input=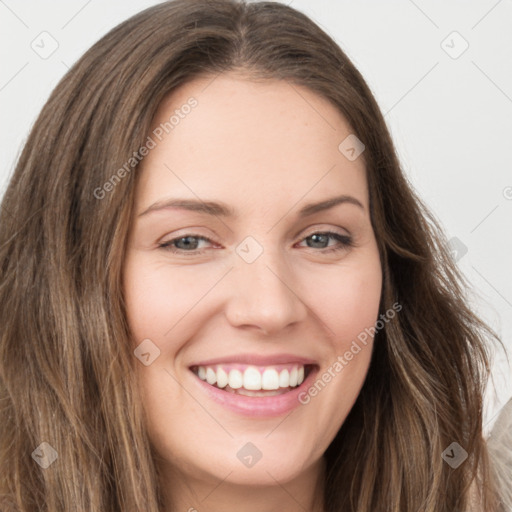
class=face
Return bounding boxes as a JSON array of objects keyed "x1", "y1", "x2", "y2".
[{"x1": 123, "y1": 73, "x2": 382, "y2": 495}]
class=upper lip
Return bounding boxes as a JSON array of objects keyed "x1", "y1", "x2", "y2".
[{"x1": 189, "y1": 353, "x2": 318, "y2": 367}]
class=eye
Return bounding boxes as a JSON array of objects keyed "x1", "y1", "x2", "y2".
[
  {"x1": 296, "y1": 231, "x2": 353, "y2": 253},
  {"x1": 157, "y1": 231, "x2": 353, "y2": 255},
  {"x1": 158, "y1": 234, "x2": 213, "y2": 254}
]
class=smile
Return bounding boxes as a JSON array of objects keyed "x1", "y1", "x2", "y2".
[
  {"x1": 191, "y1": 363, "x2": 310, "y2": 396},
  {"x1": 189, "y1": 357, "x2": 319, "y2": 417}
]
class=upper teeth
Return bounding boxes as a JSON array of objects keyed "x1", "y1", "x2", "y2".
[{"x1": 196, "y1": 365, "x2": 305, "y2": 390}]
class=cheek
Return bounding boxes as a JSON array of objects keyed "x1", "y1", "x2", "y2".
[
  {"x1": 297, "y1": 254, "x2": 381, "y2": 431},
  {"x1": 297, "y1": 267, "x2": 381, "y2": 445},
  {"x1": 300, "y1": 256, "x2": 382, "y2": 346},
  {"x1": 123, "y1": 254, "x2": 217, "y2": 345}
]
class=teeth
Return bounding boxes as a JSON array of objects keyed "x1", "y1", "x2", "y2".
[
  {"x1": 279, "y1": 369, "x2": 290, "y2": 388},
  {"x1": 228, "y1": 369, "x2": 243, "y2": 389},
  {"x1": 217, "y1": 367, "x2": 229, "y2": 389},
  {"x1": 206, "y1": 367, "x2": 217, "y2": 385},
  {"x1": 289, "y1": 367, "x2": 298, "y2": 387},
  {"x1": 243, "y1": 367, "x2": 261, "y2": 390},
  {"x1": 261, "y1": 369, "x2": 279, "y2": 390},
  {"x1": 298, "y1": 366, "x2": 304, "y2": 384},
  {"x1": 194, "y1": 364, "x2": 307, "y2": 391}
]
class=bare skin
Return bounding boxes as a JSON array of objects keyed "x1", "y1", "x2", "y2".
[{"x1": 123, "y1": 73, "x2": 382, "y2": 512}]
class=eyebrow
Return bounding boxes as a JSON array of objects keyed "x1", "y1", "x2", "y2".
[{"x1": 137, "y1": 194, "x2": 365, "y2": 218}]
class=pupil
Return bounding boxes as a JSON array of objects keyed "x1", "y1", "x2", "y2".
[
  {"x1": 309, "y1": 234, "x2": 328, "y2": 248},
  {"x1": 176, "y1": 236, "x2": 198, "y2": 250}
]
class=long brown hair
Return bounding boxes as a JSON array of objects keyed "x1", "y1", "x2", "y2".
[{"x1": 0, "y1": 0, "x2": 505, "y2": 510}]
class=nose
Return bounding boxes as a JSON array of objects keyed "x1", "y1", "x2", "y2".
[{"x1": 223, "y1": 247, "x2": 308, "y2": 335}]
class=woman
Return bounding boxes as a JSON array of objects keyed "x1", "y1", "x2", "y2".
[{"x1": 0, "y1": 0, "x2": 509, "y2": 510}]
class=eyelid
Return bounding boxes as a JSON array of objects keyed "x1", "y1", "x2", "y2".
[
  {"x1": 157, "y1": 227, "x2": 218, "y2": 244},
  {"x1": 299, "y1": 224, "x2": 351, "y2": 238}
]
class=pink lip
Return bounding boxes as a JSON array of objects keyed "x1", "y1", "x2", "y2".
[
  {"x1": 188, "y1": 363, "x2": 319, "y2": 418},
  {"x1": 190, "y1": 353, "x2": 317, "y2": 367}
]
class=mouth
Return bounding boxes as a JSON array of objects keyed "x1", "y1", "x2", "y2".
[{"x1": 188, "y1": 358, "x2": 319, "y2": 417}]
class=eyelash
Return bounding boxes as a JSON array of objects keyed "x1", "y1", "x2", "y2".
[{"x1": 157, "y1": 231, "x2": 353, "y2": 255}]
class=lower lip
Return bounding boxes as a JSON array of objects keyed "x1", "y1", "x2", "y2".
[{"x1": 190, "y1": 367, "x2": 318, "y2": 417}]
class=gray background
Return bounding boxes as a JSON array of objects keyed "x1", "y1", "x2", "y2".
[{"x1": 1, "y1": 0, "x2": 511, "y2": 433}]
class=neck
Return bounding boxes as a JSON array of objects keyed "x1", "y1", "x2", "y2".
[{"x1": 159, "y1": 456, "x2": 326, "y2": 512}]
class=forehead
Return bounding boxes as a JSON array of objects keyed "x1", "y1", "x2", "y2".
[{"x1": 136, "y1": 73, "x2": 368, "y2": 213}]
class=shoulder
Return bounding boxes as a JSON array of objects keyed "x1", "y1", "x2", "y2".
[{"x1": 487, "y1": 397, "x2": 512, "y2": 512}]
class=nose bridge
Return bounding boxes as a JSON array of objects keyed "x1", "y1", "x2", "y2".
[{"x1": 224, "y1": 236, "x2": 307, "y2": 333}]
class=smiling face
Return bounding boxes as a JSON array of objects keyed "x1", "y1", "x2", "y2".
[{"x1": 122, "y1": 73, "x2": 382, "y2": 503}]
